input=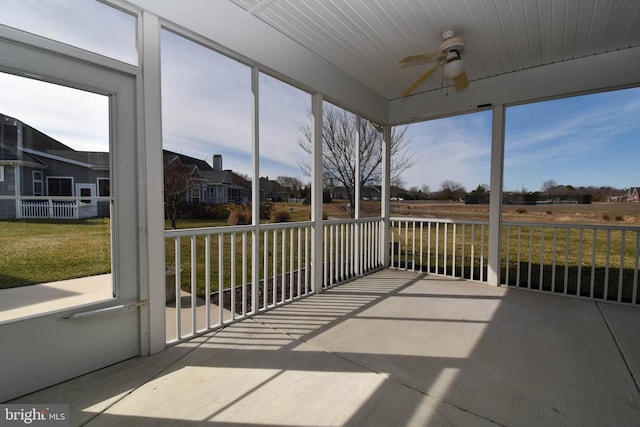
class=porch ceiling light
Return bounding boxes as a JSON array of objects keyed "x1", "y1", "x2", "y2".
[{"x1": 443, "y1": 55, "x2": 464, "y2": 79}]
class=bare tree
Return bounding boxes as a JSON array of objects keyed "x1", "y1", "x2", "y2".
[
  {"x1": 541, "y1": 179, "x2": 557, "y2": 193},
  {"x1": 276, "y1": 176, "x2": 304, "y2": 199},
  {"x1": 164, "y1": 156, "x2": 198, "y2": 229},
  {"x1": 297, "y1": 104, "x2": 418, "y2": 211},
  {"x1": 439, "y1": 180, "x2": 466, "y2": 200}
]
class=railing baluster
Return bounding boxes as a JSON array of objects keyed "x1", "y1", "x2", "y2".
[
  {"x1": 231, "y1": 233, "x2": 236, "y2": 320},
  {"x1": 297, "y1": 227, "x2": 302, "y2": 297},
  {"x1": 564, "y1": 228, "x2": 570, "y2": 295},
  {"x1": 305, "y1": 226, "x2": 310, "y2": 294},
  {"x1": 218, "y1": 233, "x2": 224, "y2": 325},
  {"x1": 551, "y1": 228, "x2": 557, "y2": 292},
  {"x1": 435, "y1": 222, "x2": 440, "y2": 275},
  {"x1": 470, "y1": 224, "x2": 475, "y2": 280},
  {"x1": 281, "y1": 228, "x2": 286, "y2": 302},
  {"x1": 461, "y1": 224, "x2": 465, "y2": 279},
  {"x1": 604, "y1": 229, "x2": 611, "y2": 300},
  {"x1": 289, "y1": 227, "x2": 294, "y2": 300},
  {"x1": 539, "y1": 227, "x2": 545, "y2": 291},
  {"x1": 191, "y1": 235, "x2": 197, "y2": 334},
  {"x1": 634, "y1": 231, "x2": 639, "y2": 304},
  {"x1": 273, "y1": 229, "x2": 277, "y2": 305},
  {"x1": 242, "y1": 232, "x2": 247, "y2": 315},
  {"x1": 618, "y1": 230, "x2": 625, "y2": 303},
  {"x1": 262, "y1": 230, "x2": 267, "y2": 309},
  {"x1": 175, "y1": 237, "x2": 181, "y2": 340},
  {"x1": 590, "y1": 229, "x2": 597, "y2": 299},
  {"x1": 505, "y1": 226, "x2": 511, "y2": 286},
  {"x1": 411, "y1": 221, "x2": 416, "y2": 271},
  {"x1": 443, "y1": 223, "x2": 447, "y2": 276},
  {"x1": 516, "y1": 226, "x2": 522, "y2": 287},
  {"x1": 480, "y1": 224, "x2": 485, "y2": 282},
  {"x1": 527, "y1": 226, "x2": 533, "y2": 289},
  {"x1": 205, "y1": 234, "x2": 211, "y2": 328},
  {"x1": 452, "y1": 223, "x2": 456, "y2": 277},
  {"x1": 577, "y1": 228, "x2": 584, "y2": 297}
]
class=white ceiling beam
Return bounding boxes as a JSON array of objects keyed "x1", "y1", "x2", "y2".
[{"x1": 389, "y1": 46, "x2": 640, "y2": 125}]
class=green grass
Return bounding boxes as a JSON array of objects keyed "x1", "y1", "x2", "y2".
[{"x1": 0, "y1": 218, "x2": 111, "y2": 289}]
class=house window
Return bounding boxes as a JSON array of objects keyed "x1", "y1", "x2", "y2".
[
  {"x1": 33, "y1": 171, "x2": 43, "y2": 195},
  {"x1": 98, "y1": 178, "x2": 110, "y2": 197},
  {"x1": 47, "y1": 177, "x2": 73, "y2": 196},
  {"x1": 0, "y1": 165, "x2": 4, "y2": 182}
]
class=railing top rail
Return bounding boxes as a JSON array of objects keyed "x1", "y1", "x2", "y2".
[
  {"x1": 323, "y1": 217, "x2": 383, "y2": 225},
  {"x1": 259, "y1": 220, "x2": 313, "y2": 231},
  {"x1": 390, "y1": 216, "x2": 488, "y2": 226},
  {"x1": 164, "y1": 220, "x2": 315, "y2": 238},
  {"x1": 502, "y1": 220, "x2": 640, "y2": 232},
  {"x1": 165, "y1": 224, "x2": 253, "y2": 237}
]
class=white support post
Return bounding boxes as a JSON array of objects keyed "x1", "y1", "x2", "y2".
[
  {"x1": 251, "y1": 65, "x2": 260, "y2": 313},
  {"x1": 354, "y1": 115, "x2": 361, "y2": 275},
  {"x1": 139, "y1": 11, "x2": 166, "y2": 354},
  {"x1": 311, "y1": 93, "x2": 324, "y2": 293},
  {"x1": 488, "y1": 105, "x2": 506, "y2": 286},
  {"x1": 381, "y1": 124, "x2": 391, "y2": 267}
]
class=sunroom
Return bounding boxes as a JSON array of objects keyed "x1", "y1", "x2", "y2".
[{"x1": 1, "y1": 0, "x2": 640, "y2": 425}]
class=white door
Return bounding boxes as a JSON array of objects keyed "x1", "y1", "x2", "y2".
[
  {"x1": 76, "y1": 183, "x2": 98, "y2": 218},
  {"x1": 0, "y1": 37, "x2": 142, "y2": 400}
]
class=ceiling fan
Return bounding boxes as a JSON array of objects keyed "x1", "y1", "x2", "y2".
[{"x1": 399, "y1": 30, "x2": 469, "y2": 97}]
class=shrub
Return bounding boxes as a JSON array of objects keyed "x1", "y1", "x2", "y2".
[
  {"x1": 260, "y1": 201, "x2": 273, "y2": 220},
  {"x1": 270, "y1": 209, "x2": 290, "y2": 223},
  {"x1": 516, "y1": 208, "x2": 527, "y2": 214},
  {"x1": 228, "y1": 208, "x2": 251, "y2": 225},
  {"x1": 602, "y1": 215, "x2": 611, "y2": 221},
  {"x1": 615, "y1": 215, "x2": 624, "y2": 222}
]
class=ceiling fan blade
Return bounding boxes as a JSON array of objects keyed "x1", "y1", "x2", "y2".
[
  {"x1": 452, "y1": 70, "x2": 469, "y2": 90},
  {"x1": 401, "y1": 64, "x2": 439, "y2": 97},
  {"x1": 399, "y1": 52, "x2": 440, "y2": 64}
]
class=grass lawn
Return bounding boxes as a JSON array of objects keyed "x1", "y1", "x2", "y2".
[
  {"x1": 0, "y1": 218, "x2": 111, "y2": 289},
  {"x1": 3, "y1": 202, "x2": 639, "y2": 299}
]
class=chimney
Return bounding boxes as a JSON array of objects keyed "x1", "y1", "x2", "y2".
[{"x1": 212, "y1": 154, "x2": 222, "y2": 171}]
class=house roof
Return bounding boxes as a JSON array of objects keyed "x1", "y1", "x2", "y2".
[{"x1": 0, "y1": 113, "x2": 107, "y2": 169}]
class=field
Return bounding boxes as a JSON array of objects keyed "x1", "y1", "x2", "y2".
[{"x1": 2, "y1": 202, "x2": 640, "y2": 291}]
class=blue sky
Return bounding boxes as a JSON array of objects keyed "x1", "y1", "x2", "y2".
[{"x1": 1, "y1": 0, "x2": 639, "y2": 193}]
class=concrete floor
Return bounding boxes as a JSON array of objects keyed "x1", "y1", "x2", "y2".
[{"x1": 10, "y1": 269, "x2": 640, "y2": 426}]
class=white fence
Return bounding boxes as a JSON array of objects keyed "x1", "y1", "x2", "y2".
[
  {"x1": 164, "y1": 217, "x2": 384, "y2": 344},
  {"x1": 390, "y1": 217, "x2": 640, "y2": 305},
  {"x1": 20, "y1": 200, "x2": 78, "y2": 219}
]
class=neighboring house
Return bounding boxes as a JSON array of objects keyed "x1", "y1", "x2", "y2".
[
  {"x1": 164, "y1": 151, "x2": 252, "y2": 204},
  {"x1": 259, "y1": 177, "x2": 289, "y2": 202},
  {"x1": 0, "y1": 113, "x2": 109, "y2": 220}
]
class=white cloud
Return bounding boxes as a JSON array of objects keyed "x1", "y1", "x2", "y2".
[{"x1": 0, "y1": 72, "x2": 109, "y2": 152}]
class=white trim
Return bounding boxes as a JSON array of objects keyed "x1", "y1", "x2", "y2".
[
  {"x1": 32, "y1": 170, "x2": 42, "y2": 195},
  {"x1": 20, "y1": 147, "x2": 100, "y2": 169}
]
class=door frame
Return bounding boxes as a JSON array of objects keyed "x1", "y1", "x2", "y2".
[{"x1": 0, "y1": 28, "x2": 144, "y2": 401}]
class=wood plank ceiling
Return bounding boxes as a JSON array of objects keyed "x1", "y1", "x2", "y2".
[{"x1": 229, "y1": 0, "x2": 640, "y2": 101}]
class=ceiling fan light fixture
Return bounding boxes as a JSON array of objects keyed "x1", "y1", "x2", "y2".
[{"x1": 443, "y1": 57, "x2": 464, "y2": 79}]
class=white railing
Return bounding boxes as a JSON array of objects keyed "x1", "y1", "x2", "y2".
[
  {"x1": 390, "y1": 217, "x2": 489, "y2": 282},
  {"x1": 390, "y1": 217, "x2": 640, "y2": 305},
  {"x1": 323, "y1": 218, "x2": 385, "y2": 289},
  {"x1": 20, "y1": 199, "x2": 78, "y2": 219},
  {"x1": 164, "y1": 217, "x2": 384, "y2": 344},
  {"x1": 502, "y1": 222, "x2": 640, "y2": 305}
]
